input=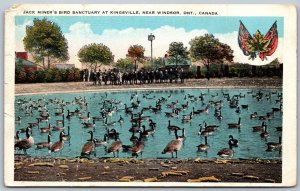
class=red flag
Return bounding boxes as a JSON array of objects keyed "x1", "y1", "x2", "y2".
[
  {"x1": 238, "y1": 21, "x2": 253, "y2": 56},
  {"x1": 259, "y1": 21, "x2": 278, "y2": 61}
]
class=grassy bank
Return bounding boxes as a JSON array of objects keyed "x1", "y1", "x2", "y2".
[{"x1": 14, "y1": 156, "x2": 282, "y2": 183}]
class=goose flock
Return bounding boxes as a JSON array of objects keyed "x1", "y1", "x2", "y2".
[{"x1": 14, "y1": 88, "x2": 283, "y2": 159}]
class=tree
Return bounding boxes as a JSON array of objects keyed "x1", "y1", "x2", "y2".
[
  {"x1": 127, "y1": 45, "x2": 145, "y2": 71},
  {"x1": 23, "y1": 18, "x2": 69, "y2": 68},
  {"x1": 115, "y1": 58, "x2": 135, "y2": 71},
  {"x1": 78, "y1": 43, "x2": 114, "y2": 73},
  {"x1": 167, "y1": 42, "x2": 189, "y2": 67},
  {"x1": 189, "y1": 34, "x2": 234, "y2": 79}
]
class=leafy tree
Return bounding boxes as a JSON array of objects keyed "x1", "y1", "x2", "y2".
[
  {"x1": 127, "y1": 44, "x2": 145, "y2": 71},
  {"x1": 78, "y1": 43, "x2": 114, "y2": 74},
  {"x1": 167, "y1": 42, "x2": 189, "y2": 67},
  {"x1": 189, "y1": 34, "x2": 234, "y2": 79},
  {"x1": 23, "y1": 18, "x2": 69, "y2": 68},
  {"x1": 115, "y1": 58, "x2": 135, "y2": 71}
]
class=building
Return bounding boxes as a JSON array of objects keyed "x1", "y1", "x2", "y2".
[
  {"x1": 55, "y1": 64, "x2": 75, "y2": 70},
  {"x1": 15, "y1": 52, "x2": 38, "y2": 71}
]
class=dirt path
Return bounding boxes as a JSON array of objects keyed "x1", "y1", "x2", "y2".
[
  {"x1": 15, "y1": 77, "x2": 282, "y2": 95},
  {"x1": 14, "y1": 156, "x2": 281, "y2": 183}
]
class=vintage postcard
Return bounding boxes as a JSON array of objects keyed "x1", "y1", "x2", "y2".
[{"x1": 4, "y1": 4, "x2": 297, "y2": 187}]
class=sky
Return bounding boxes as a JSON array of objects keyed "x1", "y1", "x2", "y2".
[{"x1": 15, "y1": 16, "x2": 284, "y2": 68}]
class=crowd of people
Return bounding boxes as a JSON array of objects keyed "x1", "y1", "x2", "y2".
[{"x1": 81, "y1": 68, "x2": 187, "y2": 86}]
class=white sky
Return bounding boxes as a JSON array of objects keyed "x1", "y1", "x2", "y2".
[{"x1": 15, "y1": 21, "x2": 283, "y2": 68}]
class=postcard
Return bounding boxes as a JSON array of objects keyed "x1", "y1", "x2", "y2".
[{"x1": 4, "y1": 4, "x2": 297, "y2": 187}]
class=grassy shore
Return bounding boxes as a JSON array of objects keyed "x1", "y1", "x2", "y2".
[
  {"x1": 14, "y1": 156, "x2": 281, "y2": 183},
  {"x1": 15, "y1": 77, "x2": 282, "y2": 95}
]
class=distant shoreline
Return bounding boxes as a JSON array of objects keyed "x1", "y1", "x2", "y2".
[{"x1": 15, "y1": 77, "x2": 282, "y2": 96}]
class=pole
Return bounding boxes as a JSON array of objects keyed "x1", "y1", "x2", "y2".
[{"x1": 151, "y1": 40, "x2": 153, "y2": 63}]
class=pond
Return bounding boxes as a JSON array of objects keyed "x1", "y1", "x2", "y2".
[{"x1": 14, "y1": 88, "x2": 282, "y2": 160}]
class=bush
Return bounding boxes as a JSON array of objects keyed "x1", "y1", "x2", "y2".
[{"x1": 15, "y1": 67, "x2": 82, "y2": 83}]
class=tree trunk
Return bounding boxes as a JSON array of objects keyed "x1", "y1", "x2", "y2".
[
  {"x1": 47, "y1": 55, "x2": 50, "y2": 68},
  {"x1": 205, "y1": 61, "x2": 210, "y2": 81},
  {"x1": 42, "y1": 57, "x2": 45, "y2": 68}
]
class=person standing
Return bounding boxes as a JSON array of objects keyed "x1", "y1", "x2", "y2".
[
  {"x1": 97, "y1": 69, "x2": 102, "y2": 86},
  {"x1": 180, "y1": 68, "x2": 184, "y2": 83}
]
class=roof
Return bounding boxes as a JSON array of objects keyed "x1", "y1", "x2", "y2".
[{"x1": 15, "y1": 58, "x2": 37, "y2": 67}]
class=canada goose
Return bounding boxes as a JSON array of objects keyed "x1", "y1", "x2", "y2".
[
  {"x1": 52, "y1": 120, "x2": 65, "y2": 131},
  {"x1": 94, "y1": 134, "x2": 108, "y2": 147},
  {"x1": 266, "y1": 136, "x2": 282, "y2": 151},
  {"x1": 181, "y1": 101, "x2": 189, "y2": 109},
  {"x1": 131, "y1": 131, "x2": 145, "y2": 158},
  {"x1": 235, "y1": 107, "x2": 241, "y2": 113},
  {"x1": 104, "y1": 118, "x2": 116, "y2": 127},
  {"x1": 82, "y1": 120, "x2": 95, "y2": 128},
  {"x1": 182, "y1": 112, "x2": 193, "y2": 123},
  {"x1": 197, "y1": 136, "x2": 209, "y2": 151},
  {"x1": 66, "y1": 110, "x2": 72, "y2": 120},
  {"x1": 107, "y1": 135, "x2": 122, "y2": 157},
  {"x1": 241, "y1": 104, "x2": 248, "y2": 109},
  {"x1": 56, "y1": 114, "x2": 65, "y2": 125},
  {"x1": 214, "y1": 107, "x2": 221, "y2": 116},
  {"x1": 55, "y1": 108, "x2": 64, "y2": 116},
  {"x1": 15, "y1": 127, "x2": 34, "y2": 155},
  {"x1": 15, "y1": 116, "x2": 21, "y2": 124},
  {"x1": 252, "y1": 122, "x2": 265, "y2": 132},
  {"x1": 40, "y1": 123, "x2": 52, "y2": 133},
  {"x1": 258, "y1": 113, "x2": 272, "y2": 120},
  {"x1": 161, "y1": 129, "x2": 183, "y2": 158},
  {"x1": 28, "y1": 118, "x2": 40, "y2": 127},
  {"x1": 250, "y1": 112, "x2": 258, "y2": 119},
  {"x1": 228, "y1": 135, "x2": 239, "y2": 147},
  {"x1": 217, "y1": 140, "x2": 234, "y2": 158},
  {"x1": 118, "y1": 115, "x2": 124, "y2": 123},
  {"x1": 229, "y1": 99, "x2": 238, "y2": 108},
  {"x1": 142, "y1": 125, "x2": 155, "y2": 137},
  {"x1": 79, "y1": 112, "x2": 90, "y2": 121},
  {"x1": 81, "y1": 131, "x2": 96, "y2": 157},
  {"x1": 36, "y1": 133, "x2": 51, "y2": 149},
  {"x1": 203, "y1": 121, "x2": 219, "y2": 131},
  {"x1": 40, "y1": 110, "x2": 50, "y2": 118},
  {"x1": 15, "y1": 131, "x2": 20, "y2": 143},
  {"x1": 62, "y1": 126, "x2": 71, "y2": 141},
  {"x1": 192, "y1": 107, "x2": 202, "y2": 115},
  {"x1": 124, "y1": 104, "x2": 133, "y2": 114},
  {"x1": 167, "y1": 120, "x2": 181, "y2": 131},
  {"x1": 228, "y1": 117, "x2": 241, "y2": 128},
  {"x1": 272, "y1": 104, "x2": 282, "y2": 112},
  {"x1": 260, "y1": 124, "x2": 269, "y2": 138},
  {"x1": 148, "y1": 119, "x2": 156, "y2": 128},
  {"x1": 198, "y1": 124, "x2": 213, "y2": 136},
  {"x1": 165, "y1": 109, "x2": 179, "y2": 118},
  {"x1": 217, "y1": 111, "x2": 223, "y2": 120},
  {"x1": 211, "y1": 93, "x2": 218, "y2": 98},
  {"x1": 50, "y1": 131, "x2": 64, "y2": 153}
]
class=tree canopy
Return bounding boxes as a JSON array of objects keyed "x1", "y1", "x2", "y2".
[
  {"x1": 167, "y1": 42, "x2": 189, "y2": 66},
  {"x1": 189, "y1": 34, "x2": 234, "y2": 66},
  {"x1": 78, "y1": 43, "x2": 114, "y2": 72},
  {"x1": 23, "y1": 18, "x2": 69, "y2": 68},
  {"x1": 115, "y1": 58, "x2": 134, "y2": 71},
  {"x1": 127, "y1": 44, "x2": 145, "y2": 71}
]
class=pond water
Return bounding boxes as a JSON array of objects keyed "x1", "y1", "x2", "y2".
[{"x1": 14, "y1": 88, "x2": 282, "y2": 160}]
